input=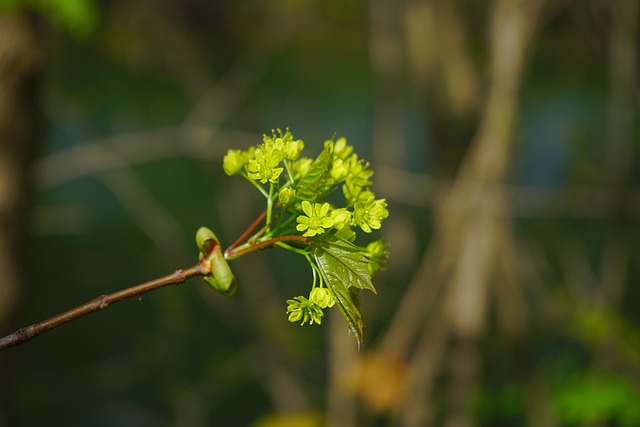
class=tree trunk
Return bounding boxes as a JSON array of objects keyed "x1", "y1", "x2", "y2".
[{"x1": 0, "y1": 10, "x2": 44, "y2": 424}]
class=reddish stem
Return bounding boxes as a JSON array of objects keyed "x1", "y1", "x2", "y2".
[
  {"x1": 228, "y1": 208, "x2": 268, "y2": 251},
  {"x1": 227, "y1": 203, "x2": 285, "y2": 251},
  {"x1": 225, "y1": 235, "x2": 310, "y2": 259}
]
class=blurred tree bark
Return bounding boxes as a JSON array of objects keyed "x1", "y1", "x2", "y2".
[
  {"x1": 0, "y1": 10, "x2": 43, "y2": 424},
  {"x1": 600, "y1": 0, "x2": 638, "y2": 307},
  {"x1": 426, "y1": 2, "x2": 543, "y2": 426},
  {"x1": 364, "y1": 0, "x2": 545, "y2": 426},
  {"x1": 404, "y1": 0, "x2": 479, "y2": 178}
]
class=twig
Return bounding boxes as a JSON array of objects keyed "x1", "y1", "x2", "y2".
[{"x1": 0, "y1": 261, "x2": 208, "y2": 352}]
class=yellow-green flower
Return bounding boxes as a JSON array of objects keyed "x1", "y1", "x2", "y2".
[
  {"x1": 290, "y1": 157, "x2": 313, "y2": 180},
  {"x1": 262, "y1": 130, "x2": 286, "y2": 152},
  {"x1": 331, "y1": 158, "x2": 349, "y2": 181},
  {"x1": 278, "y1": 187, "x2": 297, "y2": 204},
  {"x1": 262, "y1": 128, "x2": 304, "y2": 161},
  {"x1": 333, "y1": 137, "x2": 353, "y2": 160},
  {"x1": 223, "y1": 148, "x2": 252, "y2": 176},
  {"x1": 342, "y1": 154, "x2": 373, "y2": 205},
  {"x1": 285, "y1": 139, "x2": 304, "y2": 160},
  {"x1": 296, "y1": 201, "x2": 334, "y2": 237},
  {"x1": 286, "y1": 296, "x2": 324, "y2": 325},
  {"x1": 366, "y1": 238, "x2": 389, "y2": 273},
  {"x1": 309, "y1": 287, "x2": 335, "y2": 309},
  {"x1": 352, "y1": 194, "x2": 389, "y2": 233},
  {"x1": 330, "y1": 208, "x2": 351, "y2": 230},
  {"x1": 324, "y1": 136, "x2": 353, "y2": 160},
  {"x1": 246, "y1": 149, "x2": 284, "y2": 184}
]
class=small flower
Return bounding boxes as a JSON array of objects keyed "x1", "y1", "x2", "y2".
[
  {"x1": 330, "y1": 158, "x2": 349, "y2": 182},
  {"x1": 352, "y1": 194, "x2": 389, "y2": 233},
  {"x1": 278, "y1": 187, "x2": 297, "y2": 204},
  {"x1": 262, "y1": 128, "x2": 304, "y2": 161},
  {"x1": 324, "y1": 136, "x2": 353, "y2": 161},
  {"x1": 246, "y1": 148, "x2": 284, "y2": 184},
  {"x1": 223, "y1": 148, "x2": 252, "y2": 176},
  {"x1": 309, "y1": 287, "x2": 335, "y2": 309},
  {"x1": 366, "y1": 239, "x2": 389, "y2": 273},
  {"x1": 333, "y1": 137, "x2": 353, "y2": 160},
  {"x1": 285, "y1": 139, "x2": 304, "y2": 160},
  {"x1": 262, "y1": 130, "x2": 286, "y2": 152},
  {"x1": 286, "y1": 296, "x2": 324, "y2": 325},
  {"x1": 330, "y1": 208, "x2": 351, "y2": 230},
  {"x1": 342, "y1": 154, "x2": 373, "y2": 205},
  {"x1": 335, "y1": 226, "x2": 356, "y2": 242},
  {"x1": 296, "y1": 201, "x2": 334, "y2": 237},
  {"x1": 291, "y1": 157, "x2": 313, "y2": 180},
  {"x1": 264, "y1": 138, "x2": 285, "y2": 153}
]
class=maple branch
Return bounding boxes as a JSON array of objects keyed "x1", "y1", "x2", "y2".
[{"x1": 0, "y1": 261, "x2": 209, "y2": 352}]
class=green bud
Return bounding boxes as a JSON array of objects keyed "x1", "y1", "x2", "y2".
[
  {"x1": 223, "y1": 149, "x2": 250, "y2": 176},
  {"x1": 330, "y1": 158, "x2": 349, "y2": 181},
  {"x1": 196, "y1": 226, "x2": 218, "y2": 255},
  {"x1": 208, "y1": 244, "x2": 237, "y2": 296},
  {"x1": 309, "y1": 287, "x2": 335, "y2": 309},
  {"x1": 285, "y1": 139, "x2": 304, "y2": 160},
  {"x1": 333, "y1": 137, "x2": 353, "y2": 160},
  {"x1": 366, "y1": 238, "x2": 389, "y2": 273},
  {"x1": 330, "y1": 208, "x2": 351, "y2": 230},
  {"x1": 278, "y1": 187, "x2": 297, "y2": 204},
  {"x1": 291, "y1": 157, "x2": 313, "y2": 179},
  {"x1": 195, "y1": 226, "x2": 237, "y2": 296}
]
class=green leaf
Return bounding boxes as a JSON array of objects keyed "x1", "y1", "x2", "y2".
[
  {"x1": 313, "y1": 238, "x2": 377, "y2": 348},
  {"x1": 294, "y1": 144, "x2": 333, "y2": 202}
]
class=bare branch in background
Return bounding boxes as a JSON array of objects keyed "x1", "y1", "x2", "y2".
[
  {"x1": 368, "y1": 0, "x2": 406, "y2": 167},
  {"x1": 369, "y1": 0, "x2": 547, "y2": 425},
  {"x1": 404, "y1": 0, "x2": 479, "y2": 118},
  {"x1": 438, "y1": 0, "x2": 545, "y2": 423},
  {"x1": 326, "y1": 309, "x2": 358, "y2": 427},
  {"x1": 378, "y1": 165, "x2": 640, "y2": 220},
  {"x1": 599, "y1": 0, "x2": 638, "y2": 307}
]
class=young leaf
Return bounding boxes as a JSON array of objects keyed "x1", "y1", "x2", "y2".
[
  {"x1": 294, "y1": 144, "x2": 333, "y2": 202},
  {"x1": 313, "y1": 237, "x2": 377, "y2": 347}
]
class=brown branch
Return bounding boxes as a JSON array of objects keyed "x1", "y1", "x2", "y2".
[{"x1": 0, "y1": 261, "x2": 208, "y2": 352}]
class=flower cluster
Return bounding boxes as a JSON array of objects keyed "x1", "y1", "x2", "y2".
[
  {"x1": 223, "y1": 130, "x2": 388, "y2": 238},
  {"x1": 222, "y1": 129, "x2": 388, "y2": 331},
  {"x1": 223, "y1": 129, "x2": 304, "y2": 184}
]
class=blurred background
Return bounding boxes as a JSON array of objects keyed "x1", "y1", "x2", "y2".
[{"x1": 1, "y1": 0, "x2": 639, "y2": 426}]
